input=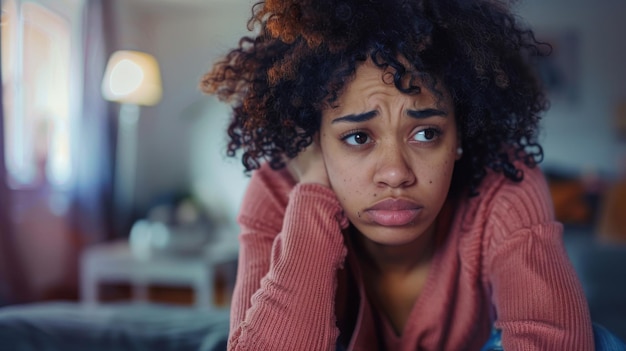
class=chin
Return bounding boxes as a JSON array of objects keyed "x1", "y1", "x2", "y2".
[{"x1": 353, "y1": 224, "x2": 429, "y2": 247}]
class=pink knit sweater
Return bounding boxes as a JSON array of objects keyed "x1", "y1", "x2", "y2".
[{"x1": 228, "y1": 163, "x2": 594, "y2": 350}]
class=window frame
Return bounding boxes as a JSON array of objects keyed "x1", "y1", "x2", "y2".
[{"x1": 1, "y1": 0, "x2": 85, "y2": 191}]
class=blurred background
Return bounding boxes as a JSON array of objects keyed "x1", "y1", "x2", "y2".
[{"x1": 0, "y1": 0, "x2": 624, "y2": 347}]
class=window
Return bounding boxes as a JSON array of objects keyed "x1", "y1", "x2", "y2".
[{"x1": 2, "y1": 0, "x2": 80, "y2": 189}]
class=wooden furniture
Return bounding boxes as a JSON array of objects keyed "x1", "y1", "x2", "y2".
[
  {"x1": 597, "y1": 177, "x2": 626, "y2": 243},
  {"x1": 80, "y1": 240, "x2": 237, "y2": 309}
]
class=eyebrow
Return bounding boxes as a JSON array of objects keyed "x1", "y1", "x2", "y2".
[
  {"x1": 407, "y1": 108, "x2": 448, "y2": 119},
  {"x1": 331, "y1": 108, "x2": 447, "y2": 124},
  {"x1": 331, "y1": 110, "x2": 378, "y2": 124}
]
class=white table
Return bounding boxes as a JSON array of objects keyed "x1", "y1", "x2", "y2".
[{"x1": 80, "y1": 240, "x2": 238, "y2": 310}]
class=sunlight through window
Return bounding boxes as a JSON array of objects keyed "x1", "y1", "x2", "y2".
[{"x1": 1, "y1": 1, "x2": 73, "y2": 189}]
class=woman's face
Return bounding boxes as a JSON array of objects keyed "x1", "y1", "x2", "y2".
[{"x1": 320, "y1": 60, "x2": 460, "y2": 246}]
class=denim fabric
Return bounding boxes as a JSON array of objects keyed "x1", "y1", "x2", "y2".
[
  {"x1": 480, "y1": 327, "x2": 503, "y2": 351},
  {"x1": 594, "y1": 323, "x2": 626, "y2": 351},
  {"x1": 481, "y1": 323, "x2": 626, "y2": 351},
  {"x1": 338, "y1": 322, "x2": 626, "y2": 350}
]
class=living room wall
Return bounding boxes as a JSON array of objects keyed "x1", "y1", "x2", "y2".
[
  {"x1": 109, "y1": 0, "x2": 251, "y2": 231},
  {"x1": 517, "y1": 0, "x2": 626, "y2": 178},
  {"x1": 110, "y1": 0, "x2": 626, "y2": 232}
]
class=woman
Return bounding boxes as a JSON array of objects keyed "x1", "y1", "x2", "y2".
[{"x1": 202, "y1": 0, "x2": 595, "y2": 350}]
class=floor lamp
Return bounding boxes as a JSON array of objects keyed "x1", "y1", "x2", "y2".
[{"x1": 101, "y1": 50, "x2": 162, "y2": 237}]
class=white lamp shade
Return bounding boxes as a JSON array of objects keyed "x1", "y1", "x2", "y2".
[{"x1": 101, "y1": 50, "x2": 163, "y2": 106}]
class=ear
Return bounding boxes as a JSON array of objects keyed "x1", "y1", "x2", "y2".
[{"x1": 455, "y1": 137, "x2": 463, "y2": 161}]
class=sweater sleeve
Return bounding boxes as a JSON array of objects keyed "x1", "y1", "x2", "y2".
[
  {"x1": 484, "y1": 166, "x2": 594, "y2": 351},
  {"x1": 228, "y1": 165, "x2": 348, "y2": 351}
]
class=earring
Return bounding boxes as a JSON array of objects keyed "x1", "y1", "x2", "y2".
[{"x1": 456, "y1": 147, "x2": 463, "y2": 158}]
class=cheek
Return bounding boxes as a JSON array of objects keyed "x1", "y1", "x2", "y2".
[
  {"x1": 320, "y1": 134, "x2": 347, "y2": 184},
  {"x1": 320, "y1": 146, "x2": 364, "y2": 209},
  {"x1": 324, "y1": 154, "x2": 352, "y2": 199},
  {"x1": 425, "y1": 152, "x2": 457, "y2": 192}
]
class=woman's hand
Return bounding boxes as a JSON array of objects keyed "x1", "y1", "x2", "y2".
[{"x1": 286, "y1": 140, "x2": 330, "y2": 187}]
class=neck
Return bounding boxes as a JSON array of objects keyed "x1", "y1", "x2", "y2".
[{"x1": 354, "y1": 221, "x2": 437, "y2": 276}]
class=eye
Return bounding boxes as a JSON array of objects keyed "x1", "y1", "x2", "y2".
[
  {"x1": 342, "y1": 131, "x2": 371, "y2": 146},
  {"x1": 412, "y1": 128, "x2": 441, "y2": 142}
]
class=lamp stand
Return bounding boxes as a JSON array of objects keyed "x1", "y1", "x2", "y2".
[{"x1": 114, "y1": 103, "x2": 140, "y2": 237}]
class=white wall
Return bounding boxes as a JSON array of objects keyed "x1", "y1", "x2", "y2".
[
  {"x1": 110, "y1": 0, "x2": 252, "y2": 229},
  {"x1": 110, "y1": 0, "x2": 626, "y2": 230},
  {"x1": 515, "y1": 0, "x2": 626, "y2": 177}
]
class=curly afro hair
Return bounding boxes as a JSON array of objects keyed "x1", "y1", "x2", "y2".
[{"x1": 201, "y1": 0, "x2": 549, "y2": 196}]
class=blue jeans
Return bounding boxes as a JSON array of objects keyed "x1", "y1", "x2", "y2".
[
  {"x1": 335, "y1": 323, "x2": 626, "y2": 350},
  {"x1": 481, "y1": 323, "x2": 626, "y2": 351},
  {"x1": 593, "y1": 324, "x2": 626, "y2": 351}
]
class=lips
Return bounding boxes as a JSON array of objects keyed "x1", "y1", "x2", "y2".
[{"x1": 364, "y1": 199, "x2": 422, "y2": 226}]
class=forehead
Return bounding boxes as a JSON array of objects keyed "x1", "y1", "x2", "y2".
[{"x1": 331, "y1": 59, "x2": 449, "y2": 111}]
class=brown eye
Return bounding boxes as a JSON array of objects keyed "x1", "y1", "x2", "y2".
[
  {"x1": 354, "y1": 133, "x2": 368, "y2": 144},
  {"x1": 343, "y1": 132, "x2": 371, "y2": 146},
  {"x1": 412, "y1": 128, "x2": 441, "y2": 142}
]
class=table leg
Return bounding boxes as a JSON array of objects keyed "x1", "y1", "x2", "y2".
[
  {"x1": 195, "y1": 268, "x2": 213, "y2": 309},
  {"x1": 132, "y1": 278, "x2": 149, "y2": 303},
  {"x1": 80, "y1": 259, "x2": 98, "y2": 306}
]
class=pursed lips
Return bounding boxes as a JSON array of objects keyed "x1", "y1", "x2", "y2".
[{"x1": 364, "y1": 198, "x2": 422, "y2": 226}]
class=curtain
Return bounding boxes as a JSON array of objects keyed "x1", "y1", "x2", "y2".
[
  {"x1": 0, "y1": 0, "x2": 116, "y2": 304},
  {"x1": 0, "y1": 34, "x2": 29, "y2": 306},
  {"x1": 70, "y1": 0, "x2": 116, "y2": 245}
]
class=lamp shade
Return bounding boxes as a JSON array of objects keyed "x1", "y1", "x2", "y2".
[{"x1": 101, "y1": 50, "x2": 162, "y2": 106}]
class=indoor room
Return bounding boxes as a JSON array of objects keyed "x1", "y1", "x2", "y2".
[{"x1": 0, "y1": 0, "x2": 624, "y2": 349}]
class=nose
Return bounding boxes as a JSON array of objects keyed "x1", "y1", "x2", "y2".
[{"x1": 373, "y1": 144, "x2": 416, "y2": 188}]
